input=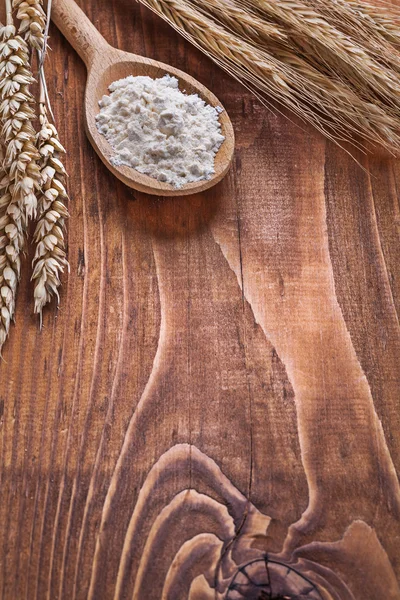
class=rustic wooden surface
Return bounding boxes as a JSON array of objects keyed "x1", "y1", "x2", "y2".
[{"x1": 0, "y1": 0, "x2": 399, "y2": 598}]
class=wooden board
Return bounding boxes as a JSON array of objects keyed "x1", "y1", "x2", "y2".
[{"x1": 0, "y1": 0, "x2": 399, "y2": 598}]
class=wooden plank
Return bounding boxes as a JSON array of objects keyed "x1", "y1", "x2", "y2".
[{"x1": 0, "y1": 0, "x2": 399, "y2": 598}]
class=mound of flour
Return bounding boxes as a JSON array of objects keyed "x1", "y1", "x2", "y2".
[{"x1": 96, "y1": 74, "x2": 225, "y2": 189}]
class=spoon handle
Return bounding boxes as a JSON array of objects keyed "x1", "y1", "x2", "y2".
[{"x1": 51, "y1": 0, "x2": 109, "y2": 67}]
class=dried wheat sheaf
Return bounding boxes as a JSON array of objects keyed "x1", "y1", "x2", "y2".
[
  {"x1": 138, "y1": 0, "x2": 400, "y2": 153},
  {"x1": 0, "y1": 0, "x2": 69, "y2": 353}
]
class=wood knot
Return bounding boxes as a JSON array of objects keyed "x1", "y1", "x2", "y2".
[{"x1": 226, "y1": 557, "x2": 323, "y2": 600}]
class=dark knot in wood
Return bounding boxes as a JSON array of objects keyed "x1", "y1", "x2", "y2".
[{"x1": 226, "y1": 556, "x2": 323, "y2": 600}]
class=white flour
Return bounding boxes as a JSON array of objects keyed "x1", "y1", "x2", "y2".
[{"x1": 96, "y1": 74, "x2": 225, "y2": 189}]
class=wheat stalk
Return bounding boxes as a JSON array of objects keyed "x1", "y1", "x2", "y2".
[
  {"x1": 139, "y1": 0, "x2": 400, "y2": 153},
  {"x1": 32, "y1": 82, "x2": 69, "y2": 320}
]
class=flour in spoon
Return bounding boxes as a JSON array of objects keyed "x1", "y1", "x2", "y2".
[{"x1": 95, "y1": 74, "x2": 225, "y2": 188}]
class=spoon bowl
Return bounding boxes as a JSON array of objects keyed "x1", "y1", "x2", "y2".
[{"x1": 52, "y1": 0, "x2": 235, "y2": 196}]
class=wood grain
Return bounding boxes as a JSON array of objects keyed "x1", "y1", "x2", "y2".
[{"x1": 0, "y1": 0, "x2": 399, "y2": 598}]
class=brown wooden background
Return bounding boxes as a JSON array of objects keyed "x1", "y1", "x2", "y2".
[{"x1": 1, "y1": 0, "x2": 399, "y2": 598}]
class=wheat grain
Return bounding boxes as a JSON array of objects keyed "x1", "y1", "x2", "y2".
[{"x1": 32, "y1": 88, "x2": 69, "y2": 319}]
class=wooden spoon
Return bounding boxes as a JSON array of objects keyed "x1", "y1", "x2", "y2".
[{"x1": 51, "y1": 0, "x2": 235, "y2": 196}]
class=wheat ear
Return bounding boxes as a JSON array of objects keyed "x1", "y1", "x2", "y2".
[
  {"x1": 298, "y1": 0, "x2": 400, "y2": 77},
  {"x1": 0, "y1": 143, "x2": 24, "y2": 353},
  {"x1": 32, "y1": 81, "x2": 69, "y2": 320},
  {"x1": 342, "y1": 0, "x2": 400, "y2": 46},
  {"x1": 0, "y1": 11, "x2": 40, "y2": 225},
  {"x1": 235, "y1": 0, "x2": 400, "y2": 109},
  {"x1": 0, "y1": 0, "x2": 41, "y2": 352},
  {"x1": 12, "y1": 0, "x2": 45, "y2": 50}
]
